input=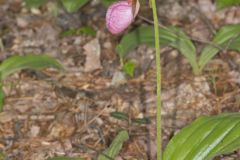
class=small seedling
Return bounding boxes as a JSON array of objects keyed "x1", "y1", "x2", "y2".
[
  {"x1": 111, "y1": 111, "x2": 151, "y2": 124},
  {"x1": 123, "y1": 60, "x2": 136, "y2": 77}
]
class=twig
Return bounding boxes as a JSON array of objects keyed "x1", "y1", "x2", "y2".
[{"x1": 78, "y1": 106, "x2": 107, "y2": 133}]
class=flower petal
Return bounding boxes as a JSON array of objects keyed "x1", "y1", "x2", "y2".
[{"x1": 106, "y1": 1, "x2": 134, "y2": 34}]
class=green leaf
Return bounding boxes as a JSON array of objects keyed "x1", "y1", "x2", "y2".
[
  {"x1": 61, "y1": 29, "x2": 76, "y2": 37},
  {"x1": 110, "y1": 111, "x2": 129, "y2": 121},
  {"x1": 116, "y1": 26, "x2": 166, "y2": 58},
  {"x1": 48, "y1": 157, "x2": 83, "y2": 160},
  {"x1": 198, "y1": 24, "x2": 240, "y2": 71},
  {"x1": 0, "y1": 152, "x2": 5, "y2": 160},
  {"x1": 24, "y1": 0, "x2": 48, "y2": 8},
  {"x1": 0, "y1": 54, "x2": 63, "y2": 80},
  {"x1": 116, "y1": 26, "x2": 198, "y2": 74},
  {"x1": 163, "y1": 113, "x2": 240, "y2": 160},
  {"x1": 123, "y1": 61, "x2": 135, "y2": 77},
  {"x1": 61, "y1": 0, "x2": 89, "y2": 12},
  {"x1": 216, "y1": 0, "x2": 240, "y2": 9},
  {"x1": 61, "y1": 26, "x2": 96, "y2": 37},
  {"x1": 97, "y1": 130, "x2": 129, "y2": 160},
  {"x1": 132, "y1": 117, "x2": 151, "y2": 125},
  {"x1": 77, "y1": 26, "x2": 96, "y2": 36},
  {"x1": 228, "y1": 35, "x2": 240, "y2": 52},
  {"x1": 0, "y1": 85, "x2": 5, "y2": 112},
  {"x1": 168, "y1": 27, "x2": 198, "y2": 74},
  {"x1": 101, "y1": 0, "x2": 117, "y2": 7}
]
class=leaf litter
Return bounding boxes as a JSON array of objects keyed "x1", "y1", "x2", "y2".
[{"x1": 0, "y1": 0, "x2": 240, "y2": 159}]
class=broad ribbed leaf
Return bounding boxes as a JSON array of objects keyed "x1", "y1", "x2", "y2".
[
  {"x1": 116, "y1": 26, "x2": 160, "y2": 58},
  {"x1": 61, "y1": 0, "x2": 89, "y2": 12},
  {"x1": 0, "y1": 85, "x2": 4, "y2": 112},
  {"x1": 116, "y1": 26, "x2": 184, "y2": 57},
  {"x1": 163, "y1": 113, "x2": 240, "y2": 160},
  {"x1": 0, "y1": 54, "x2": 63, "y2": 80},
  {"x1": 216, "y1": 0, "x2": 240, "y2": 9},
  {"x1": 198, "y1": 25, "x2": 240, "y2": 71},
  {"x1": 0, "y1": 152, "x2": 5, "y2": 160},
  {"x1": 24, "y1": 0, "x2": 48, "y2": 8},
  {"x1": 101, "y1": 0, "x2": 117, "y2": 6},
  {"x1": 168, "y1": 27, "x2": 198, "y2": 74},
  {"x1": 97, "y1": 130, "x2": 129, "y2": 160},
  {"x1": 229, "y1": 36, "x2": 240, "y2": 52},
  {"x1": 116, "y1": 26, "x2": 198, "y2": 74}
]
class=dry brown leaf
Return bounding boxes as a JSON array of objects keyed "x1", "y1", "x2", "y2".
[
  {"x1": 83, "y1": 38, "x2": 102, "y2": 72},
  {"x1": 0, "y1": 112, "x2": 15, "y2": 123}
]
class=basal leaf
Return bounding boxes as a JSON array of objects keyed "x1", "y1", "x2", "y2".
[
  {"x1": 168, "y1": 27, "x2": 198, "y2": 74},
  {"x1": 116, "y1": 26, "x2": 156, "y2": 58},
  {"x1": 24, "y1": 0, "x2": 48, "y2": 8},
  {"x1": 61, "y1": 0, "x2": 89, "y2": 12},
  {"x1": 213, "y1": 25, "x2": 240, "y2": 44},
  {"x1": 0, "y1": 152, "x2": 5, "y2": 160},
  {"x1": 116, "y1": 26, "x2": 175, "y2": 58},
  {"x1": 97, "y1": 130, "x2": 129, "y2": 160},
  {"x1": 216, "y1": 0, "x2": 240, "y2": 9},
  {"x1": 116, "y1": 26, "x2": 198, "y2": 74},
  {"x1": 163, "y1": 113, "x2": 240, "y2": 160},
  {"x1": 198, "y1": 24, "x2": 240, "y2": 71},
  {"x1": 228, "y1": 35, "x2": 240, "y2": 52},
  {"x1": 0, "y1": 85, "x2": 5, "y2": 112},
  {"x1": 101, "y1": 0, "x2": 117, "y2": 6},
  {"x1": 0, "y1": 54, "x2": 63, "y2": 80}
]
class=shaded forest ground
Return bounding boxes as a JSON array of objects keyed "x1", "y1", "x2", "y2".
[{"x1": 0, "y1": 0, "x2": 240, "y2": 159}]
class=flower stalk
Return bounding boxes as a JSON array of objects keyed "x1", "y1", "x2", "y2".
[
  {"x1": 150, "y1": 0, "x2": 162, "y2": 159},
  {"x1": 106, "y1": 0, "x2": 162, "y2": 158}
]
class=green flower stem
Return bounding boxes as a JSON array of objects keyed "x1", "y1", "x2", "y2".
[{"x1": 150, "y1": 0, "x2": 162, "y2": 159}]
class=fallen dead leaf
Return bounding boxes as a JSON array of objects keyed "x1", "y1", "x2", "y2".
[
  {"x1": 0, "y1": 112, "x2": 15, "y2": 123},
  {"x1": 83, "y1": 38, "x2": 102, "y2": 72},
  {"x1": 29, "y1": 125, "x2": 40, "y2": 138}
]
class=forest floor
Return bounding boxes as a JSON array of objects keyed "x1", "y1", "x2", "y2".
[{"x1": 0, "y1": 0, "x2": 240, "y2": 159}]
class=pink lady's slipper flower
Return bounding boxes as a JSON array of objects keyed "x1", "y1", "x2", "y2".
[{"x1": 106, "y1": 0, "x2": 140, "y2": 34}]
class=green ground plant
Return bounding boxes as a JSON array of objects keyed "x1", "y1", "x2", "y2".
[
  {"x1": 117, "y1": 24, "x2": 240, "y2": 75},
  {"x1": 216, "y1": 0, "x2": 240, "y2": 9},
  {"x1": 24, "y1": 0, "x2": 116, "y2": 12},
  {"x1": 149, "y1": 1, "x2": 240, "y2": 159},
  {"x1": 18, "y1": 0, "x2": 240, "y2": 160},
  {"x1": 0, "y1": 54, "x2": 63, "y2": 111}
]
